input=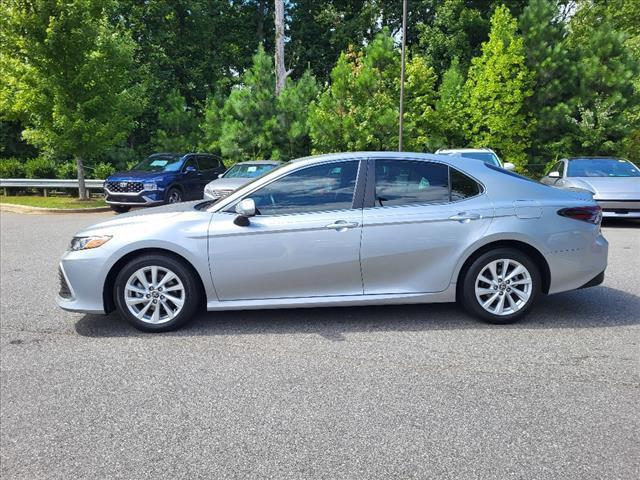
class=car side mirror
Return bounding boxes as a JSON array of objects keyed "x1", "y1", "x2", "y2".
[
  {"x1": 185, "y1": 165, "x2": 197, "y2": 173},
  {"x1": 217, "y1": 173, "x2": 223, "y2": 178},
  {"x1": 234, "y1": 198, "x2": 256, "y2": 226},
  {"x1": 548, "y1": 171, "x2": 560, "y2": 178},
  {"x1": 503, "y1": 162, "x2": 515, "y2": 171}
]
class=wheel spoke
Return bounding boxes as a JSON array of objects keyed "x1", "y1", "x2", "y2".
[
  {"x1": 476, "y1": 288, "x2": 495, "y2": 296},
  {"x1": 135, "y1": 300, "x2": 153, "y2": 319},
  {"x1": 157, "y1": 271, "x2": 176, "y2": 289},
  {"x1": 164, "y1": 293, "x2": 184, "y2": 307},
  {"x1": 495, "y1": 294, "x2": 506, "y2": 315},
  {"x1": 482, "y1": 293, "x2": 499, "y2": 309},
  {"x1": 135, "y1": 271, "x2": 149, "y2": 289},
  {"x1": 151, "y1": 303, "x2": 160, "y2": 323},
  {"x1": 478, "y1": 274, "x2": 494, "y2": 285},
  {"x1": 151, "y1": 266, "x2": 158, "y2": 286},
  {"x1": 160, "y1": 299, "x2": 175, "y2": 319},
  {"x1": 511, "y1": 287, "x2": 528, "y2": 302},
  {"x1": 126, "y1": 296, "x2": 147, "y2": 305},
  {"x1": 505, "y1": 265, "x2": 525, "y2": 281},
  {"x1": 488, "y1": 261, "x2": 498, "y2": 281},
  {"x1": 505, "y1": 291, "x2": 517, "y2": 311},
  {"x1": 126, "y1": 285, "x2": 146, "y2": 295}
]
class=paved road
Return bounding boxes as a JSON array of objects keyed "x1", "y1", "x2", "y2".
[{"x1": 1, "y1": 211, "x2": 639, "y2": 479}]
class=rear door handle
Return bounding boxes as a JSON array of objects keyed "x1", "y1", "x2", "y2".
[
  {"x1": 326, "y1": 220, "x2": 359, "y2": 230},
  {"x1": 449, "y1": 212, "x2": 481, "y2": 223}
]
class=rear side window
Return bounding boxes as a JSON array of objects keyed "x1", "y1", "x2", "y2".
[
  {"x1": 199, "y1": 156, "x2": 221, "y2": 171},
  {"x1": 450, "y1": 168, "x2": 481, "y2": 200},
  {"x1": 374, "y1": 160, "x2": 450, "y2": 207}
]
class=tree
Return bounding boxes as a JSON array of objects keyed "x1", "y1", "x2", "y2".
[
  {"x1": 462, "y1": 5, "x2": 533, "y2": 169},
  {"x1": 274, "y1": 0, "x2": 288, "y2": 95},
  {"x1": 0, "y1": 0, "x2": 143, "y2": 198},
  {"x1": 214, "y1": 45, "x2": 318, "y2": 163},
  {"x1": 309, "y1": 33, "x2": 400, "y2": 152},
  {"x1": 152, "y1": 89, "x2": 199, "y2": 152},
  {"x1": 430, "y1": 57, "x2": 468, "y2": 149}
]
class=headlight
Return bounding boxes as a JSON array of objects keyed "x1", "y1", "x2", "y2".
[
  {"x1": 143, "y1": 182, "x2": 157, "y2": 191},
  {"x1": 69, "y1": 235, "x2": 112, "y2": 251}
]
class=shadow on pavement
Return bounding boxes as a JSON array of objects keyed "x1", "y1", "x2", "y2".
[
  {"x1": 75, "y1": 285, "x2": 640, "y2": 339},
  {"x1": 601, "y1": 218, "x2": 640, "y2": 228}
]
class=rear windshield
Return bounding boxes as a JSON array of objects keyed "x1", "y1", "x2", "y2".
[
  {"x1": 131, "y1": 155, "x2": 184, "y2": 173},
  {"x1": 484, "y1": 163, "x2": 538, "y2": 183},
  {"x1": 567, "y1": 158, "x2": 640, "y2": 177},
  {"x1": 224, "y1": 163, "x2": 278, "y2": 178}
]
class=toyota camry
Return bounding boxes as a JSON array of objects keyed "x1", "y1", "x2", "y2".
[{"x1": 57, "y1": 152, "x2": 608, "y2": 332}]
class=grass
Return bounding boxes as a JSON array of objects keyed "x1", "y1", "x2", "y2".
[{"x1": 0, "y1": 195, "x2": 107, "y2": 209}]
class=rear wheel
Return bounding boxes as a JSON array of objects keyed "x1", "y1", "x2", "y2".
[
  {"x1": 460, "y1": 248, "x2": 540, "y2": 324},
  {"x1": 110, "y1": 205, "x2": 131, "y2": 214},
  {"x1": 114, "y1": 254, "x2": 201, "y2": 332}
]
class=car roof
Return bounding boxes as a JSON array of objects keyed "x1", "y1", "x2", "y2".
[
  {"x1": 435, "y1": 148, "x2": 495, "y2": 154},
  {"x1": 567, "y1": 156, "x2": 625, "y2": 161}
]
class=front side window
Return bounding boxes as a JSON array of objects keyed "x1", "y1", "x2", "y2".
[
  {"x1": 375, "y1": 160, "x2": 449, "y2": 207},
  {"x1": 247, "y1": 161, "x2": 359, "y2": 215},
  {"x1": 183, "y1": 158, "x2": 199, "y2": 172}
]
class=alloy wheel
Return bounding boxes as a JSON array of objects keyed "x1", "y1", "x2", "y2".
[
  {"x1": 474, "y1": 258, "x2": 533, "y2": 316},
  {"x1": 124, "y1": 266, "x2": 185, "y2": 324}
]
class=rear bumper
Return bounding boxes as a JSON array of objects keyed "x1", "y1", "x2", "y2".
[{"x1": 579, "y1": 271, "x2": 605, "y2": 289}]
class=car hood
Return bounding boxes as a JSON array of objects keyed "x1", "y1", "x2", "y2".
[
  {"x1": 569, "y1": 177, "x2": 640, "y2": 199},
  {"x1": 107, "y1": 171, "x2": 173, "y2": 182},
  {"x1": 77, "y1": 201, "x2": 204, "y2": 235},
  {"x1": 205, "y1": 177, "x2": 250, "y2": 190}
]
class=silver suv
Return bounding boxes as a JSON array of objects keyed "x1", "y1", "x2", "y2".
[{"x1": 436, "y1": 148, "x2": 515, "y2": 171}]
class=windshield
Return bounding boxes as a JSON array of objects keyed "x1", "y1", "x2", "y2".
[
  {"x1": 567, "y1": 158, "x2": 640, "y2": 177},
  {"x1": 457, "y1": 152, "x2": 501, "y2": 167},
  {"x1": 224, "y1": 163, "x2": 278, "y2": 178},
  {"x1": 131, "y1": 155, "x2": 184, "y2": 173}
]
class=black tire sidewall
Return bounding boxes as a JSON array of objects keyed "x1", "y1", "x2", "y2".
[
  {"x1": 114, "y1": 254, "x2": 201, "y2": 332},
  {"x1": 461, "y1": 248, "x2": 541, "y2": 324},
  {"x1": 166, "y1": 187, "x2": 182, "y2": 204},
  {"x1": 111, "y1": 205, "x2": 131, "y2": 213}
]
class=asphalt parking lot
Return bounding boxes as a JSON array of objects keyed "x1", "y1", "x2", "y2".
[{"x1": 1, "y1": 211, "x2": 639, "y2": 479}]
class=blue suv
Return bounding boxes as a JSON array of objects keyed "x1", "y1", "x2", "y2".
[{"x1": 104, "y1": 153, "x2": 225, "y2": 213}]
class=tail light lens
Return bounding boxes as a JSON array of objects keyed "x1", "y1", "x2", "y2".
[{"x1": 557, "y1": 205, "x2": 602, "y2": 224}]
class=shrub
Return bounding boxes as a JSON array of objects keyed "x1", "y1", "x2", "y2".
[
  {"x1": 56, "y1": 161, "x2": 77, "y2": 179},
  {"x1": 0, "y1": 158, "x2": 26, "y2": 178},
  {"x1": 92, "y1": 162, "x2": 116, "y2": 179},
  {"x1": 25, "y1": 157, "x2": 57, "y2": 178}
]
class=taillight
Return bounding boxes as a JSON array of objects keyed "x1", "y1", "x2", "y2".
[{"x1": 557, "y1": 205, "x2": 602, "y2": 224}]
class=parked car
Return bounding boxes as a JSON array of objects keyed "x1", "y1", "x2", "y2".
[
  {"x1": 204, "y1": 160, "x2": 281, "y2": 201},
  {"x1": 540, "y1": 157, "x2": 640, "y2": 219},
  {"x1": 58, "y1": 152, "x2": 607, "y2": 332},
  {"x1": 104, "y1": 153, "x2": 226, "y2": 213},
  {"x1": 436, "y1": 147, "x2": 515, "y2": 171}
]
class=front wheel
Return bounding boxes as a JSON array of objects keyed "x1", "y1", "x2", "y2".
[
  {"x1": 110, "y1": 205, "x2": 131, "y2": 214},
  {"x1": 460, "y1": 248, "x2": 541, "y2": 324},
  {"x1": 114, "y1": 254, "x2": 201, "y2": 332},
  {"x1": 166, "y1": 187, "x2": 182, "y2": 204}
]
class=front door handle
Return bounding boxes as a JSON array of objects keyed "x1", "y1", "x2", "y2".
[
  {"x1": 326, "y1": 220, "x2": 359, "y2": 230},
  {"x1": 449, "y1": 212, "x2": 481, "y2": 223}
]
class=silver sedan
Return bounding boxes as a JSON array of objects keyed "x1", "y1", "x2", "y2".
[
  {"x1": 540, "y1": 157, "x2": 640, "y2": 219},
  {"x1": 57, "y1": 152, "x2": 608, "y2": 332}
]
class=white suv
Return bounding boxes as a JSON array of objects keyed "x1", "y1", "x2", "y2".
[{"x1": 435, "y1": 148, "x2": 515, "y2": 171}]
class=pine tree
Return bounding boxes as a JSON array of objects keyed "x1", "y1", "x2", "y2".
[
  {"x1": 152, "y1": 89, "x2": 199, "y2": 152},
  {"x1": 462, "y1": 5, "x2": 534, "y2": 169}
]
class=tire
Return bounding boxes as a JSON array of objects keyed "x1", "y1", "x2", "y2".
[
  {"x1": 460, "y1": 248, "x2": 541, "y2": 325},
  {"x1": 114, "y1": 254, "x2": 201, "y2": 332},
  {"x1": 165, "y1": 187, "x2": 182, "y2": 204},
  {"x1": 110, "y1": 205, "x2": 131, "y2": 214}
]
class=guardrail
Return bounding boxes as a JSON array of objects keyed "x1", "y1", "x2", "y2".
[{"x1": 0, "y1": 178, "x2": 105, "y2": 196}]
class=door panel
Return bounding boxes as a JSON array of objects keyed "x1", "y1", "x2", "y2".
[
  {"x1": 360, "y1": 158, "x2": 492, "y2": 294},
  {"x1": 209, "y1": 210, "x2": 363, "y2": 300}
]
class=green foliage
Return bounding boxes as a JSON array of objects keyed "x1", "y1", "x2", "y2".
[
  {"x1": 152, "y1": 89, "x2": 199, "y2": 152},
  {"x1": 24, "y1": 157, "x2": 57, "y2": 179},
  {"x1": 431, "y1": 57, "x2": 468, "y2": 149},
  {"x1": 92, "y1": 162, "x2": 116, "y2": 179},
  {"x1": 214, "y1": 45, "x2": 318, "y2": 163},
  {"x1": 462, "y1": 5, "x2": 534, "y2": 168},
  {"x1": 0, "y1": 0, "x2": 144, "y2": 197},
  {"x1": 56, "y1": 162, "x2": 77, "y2": 180},
  {"x1": 0, "y1": 158, "x2": 25, "y2": 178},
  {"x1": 309, "y1": 33, "x2": 401, "y2": 152}
]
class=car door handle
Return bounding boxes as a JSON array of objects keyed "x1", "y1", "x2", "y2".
[
  {"x1": 326, "y1": 220, "x2": 359, "y2": 230},
  {"x1": 449, "y1": 212, "x2": 481, "y2": 223}
]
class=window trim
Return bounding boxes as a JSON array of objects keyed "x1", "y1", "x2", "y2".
[
  {"x1": 362, "y1": 157, "x2": 485, "y2": 210},
  {"x1": 224, "y1": 158, "x2": 366, "y2": 217}
]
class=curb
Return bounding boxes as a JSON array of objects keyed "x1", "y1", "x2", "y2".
[{"x1": 0, "y1": 203, "x2": 112, "y2": 215}]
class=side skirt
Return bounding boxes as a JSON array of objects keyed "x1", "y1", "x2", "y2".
[{"x1": 206, "y1": 286, "x2": 457, "y2": 311}]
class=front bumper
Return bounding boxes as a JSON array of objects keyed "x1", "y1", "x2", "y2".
[
  {"x1": 56, "y1": 251, "x2": 111, "y2": 314},
  {"x1": 104, "y1": 188, "x2": 165, "y2": 206}
]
